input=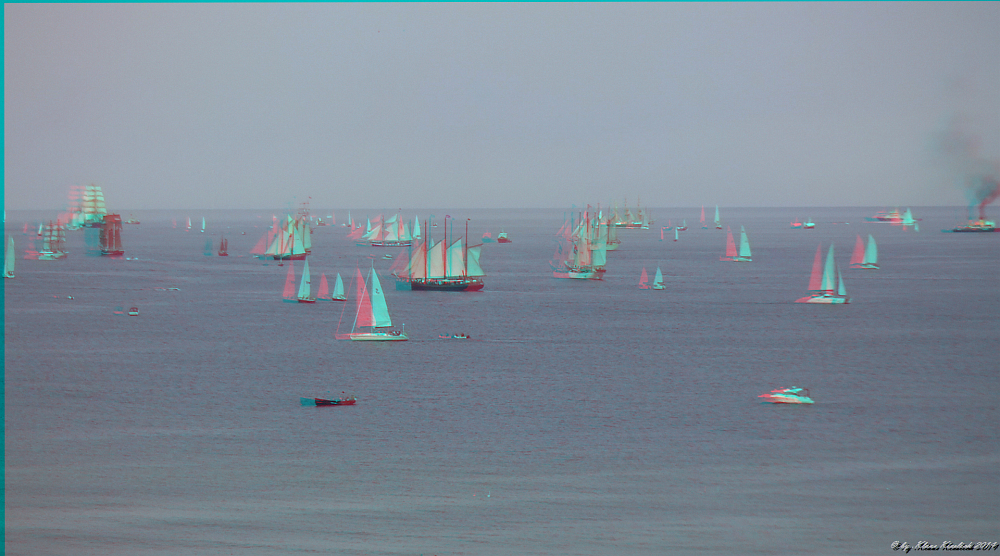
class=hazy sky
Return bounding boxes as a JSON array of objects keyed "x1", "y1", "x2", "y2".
[{"x1": 4, "y1": 2, "x2": 998, "y2": 210}]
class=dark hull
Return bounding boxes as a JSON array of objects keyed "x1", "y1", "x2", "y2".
[
  {"x1": 407, "y1": 278, "x2": 485, "y2": 292},
  {"x1": 272, "y1": 253, "x2": 308, "y2": 260},
  {"x1": 306, "y1": 397, "x2": 356, "y2": 406}
]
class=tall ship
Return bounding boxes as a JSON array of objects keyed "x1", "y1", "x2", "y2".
[
  {"x1": 552, "y1": 209, "x2": 607, "y2": 279},
  {"x1": 67, "y1": 184, "x2": 108, "y2": 229},
  {"x1": 393, "y1": 218, "x2": 485, "y2": 291},
  {"x1": 359, "y1": 213, "x2": 413, "y2": 247},
  {"x1": 610, "y1": 198, "x2": 650, "y2": 229},
  {"x1": 99, "y1": 214, "x2": 125, "y2": 256},
  {"x1": 262, "y1": 214, "x2": 310, "y2": 260},
  {"x1": 38, "y1": 221, "x2": 68, "y2": 260}
]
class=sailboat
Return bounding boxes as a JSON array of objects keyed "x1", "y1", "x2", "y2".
[
  {"x1": 361, "y1": 213, "x2": 413, "y2": 247},
  {"x1": 639, "y1": 267, "x2": 649, "y2": 289},
  {"x1": 38, "y1": 221, "x2": 68, "y2": 260},
  {"x1": 849, "y1": 234, "x2": 878, "y2": 269},
  {"x1": 218, "y1": 236, "x2": 229, "y2": 256},
  {"x1": 343, "y1": 267, "x2": 407, "y2": 341},
  {"x1": 796, "y1": 244, "x2": 850, "y2": 304},
  {"x1": 720, "y1": 226, "x2": 751, "y2": 262},
  {"x1": 67, "y1": 184, "x2": 108, "y2": 229},
  {"x1": 296, "y1": 258, "x2": 315, "y2": 303},
  {"x1": 186, "y1": 217, "x2": 192, "y2": 231},
  {"x1": 651, "y1": 267, "x2": 665, "y2": 290},
  {"x1": 714, "y1": 205, "x2": 722, "y2": 229},
  {"x1": 676, "y1": 220, "x2": 688, "y2": 231},
  {"x1": 395, "y1": 218, "x2": 486, "y2": 291},
  {"x1": 4, "y1": 236, "x2": 15, "y2": 278},
  {"x1": 331, "y1": 273, "x2": 346, "y2": 301},
  {"x1": 99, "y1": 214, "x2": 125, "y2": 256}
]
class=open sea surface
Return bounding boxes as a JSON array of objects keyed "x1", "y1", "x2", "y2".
[{"x1": 4, "y1": 206, "x2": 999, "y2": 555}]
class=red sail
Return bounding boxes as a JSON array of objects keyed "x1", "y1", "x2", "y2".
[
  {"x1": 354, "y1": 268, "x2": 373, "y2": 327},
  {"x1": 807, "y1": 245, "x2": 823, "y2": 292}
]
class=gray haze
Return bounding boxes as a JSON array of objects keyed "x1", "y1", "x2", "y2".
[{"x1": 4, "y1": 2, "x2": 999, "y2": 211}]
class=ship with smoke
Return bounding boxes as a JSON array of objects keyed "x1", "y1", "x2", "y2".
[{"x1": 945, "y1": 176, "x2": 999, "y2": 232}]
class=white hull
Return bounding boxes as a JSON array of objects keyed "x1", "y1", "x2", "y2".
[
  {"x1": 350, "y1": 332, "x2": 408, "y2": 341},
  {"x1": 796, "y1": 294, "x2": 850, "y2": 304}
]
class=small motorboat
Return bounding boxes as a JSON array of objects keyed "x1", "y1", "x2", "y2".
[
  {"x1": 128, "y1": 307, "x2": 140, "y2": 316},
  {"x1": 301, "y1": 394, "x2": 357, "y2": 406},
  {"x1": 759, "y1": 386, "x2": 813, "y2": 404},
  {"x1": 439, "y1": 333, "x2": 472, "y2": 340}
]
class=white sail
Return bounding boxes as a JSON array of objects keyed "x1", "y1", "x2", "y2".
[
  {"x1": 591, "y1": 245, "x2": 607, "y2": 267},
  {"x1": 369, "y1": 270, "x2": 392, "y2": 328},
  {"x1": 201, "y1": 217, "x2": 206, "y2": 232},
  {"x1": 413, "y1": 216, "x2": 421, "y2": 239},
  {"x1": 298, "y1": 258, "x2": 312, "y2": 300},
  {"x1": 466, "y1": 245, "x2": 486, "y2": 277},
  {"x1": 406, "y1": 240, "x2": 428, "y2": 279},
  {"x1": 332, "y1": 273, "x2": 345, "y2": 299},
  {"x1": 301, "y1": 220, "x2": 312, "y2": 251},
  {"x1": 446, "y1": 238, "x2": 465, "y2": 277},
  {"x1": 864, "y1": 234, "x2": 878, "y2": 266},
  {"x1": 820, "y1": 245, "x2": 836, "y2": 292},
  {"x1": 738, "y1": 226, "x2": 752, "y2": 259},
  {"x1": 4, "y1": 236, "x2": 15, "y2": 278},
  {"x1": 837, "y1": 268, "x2": 847, "y2": 297},
  {"x1": 427, "y1": 240, "x2": 446, "y2": 278},
  {"x1": 714, "y1": 205, "x2": 721, "y2": 227}
]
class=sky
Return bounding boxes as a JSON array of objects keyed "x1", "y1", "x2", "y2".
[{"x1": 4, "y1": 2, "x2": 999, "y2": 211}]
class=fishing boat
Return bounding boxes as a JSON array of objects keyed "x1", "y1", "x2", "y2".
[
  {"x1": 217, "y1": 236, "x2": 229, "y2": 256},
  {"x1": 803, "y1": 217, "x2": 815, "y2": 229},
  {"x1": 394, "y1": 218, "x2": 486, "y2": 291},
  {"x1": 497, "y1": 229, "x2": 511, "y2": 243},
  {"x1": 849, "y1": 234, "x2": 878, "y2": 269},
  {"x1": 795, "y1": 244, "x2": 850, "y2": 304},
  {"x1": 4, "y1": 236, "x2": 15, "y2": 278},
  {"x1": 638, "y1": 267, "x2": 649, "y2": 289},
  {"x1": 99, "y1": 214, "x2": 125, "y2": 256},
  {"x1": 720, "y1": 226, "x2": 751, "y2": 262},
  {"x1": 296, "y1": 258, "x2": 316, "y2": 303},
  {"x1": 651, "y1": 267, "x2": 665, "y2": 290},
  {"x1": 342, "y1": 267, "x2": 407, "y2": 341},
  {"x1": 38, "y1": 221, "x2": 68, "y2": 260},
  {"x1": 301, "y1": 394, "x2": 357, "y2": 406},
  {"x1": 759, "y1": 387, "x2": 814, "y2": 404},
  {"x1": 790, "y1": 218, "x2": 803, "y2": 229}
]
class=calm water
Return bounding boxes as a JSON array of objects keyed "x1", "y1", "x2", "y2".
[{"x1": 5, "y1": 207, "x2": 999, "y2": 555}]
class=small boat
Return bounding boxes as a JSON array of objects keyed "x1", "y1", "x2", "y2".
[
  {"x1": 651, "y1": 267, "x2": 665, "y2": 290},
  {"x1": 803, "y1": 217, "x2": 815, "y2": 229},
  {"x1": 439, "y1": 333, "x2": 472, "y2": 339},
  {"x1": 796, "y1": 244, "x2": 850, "y2": 304},
  {"x1": 759, "y1": 387, "x2": 813, "y2": 404},
  {"x1": 496, "y1": 229, "x2": 511, "y2": 243},
  {"x1": 849, "y1": 234, "x2": 878, "y2": 269},
  {"x1": 124, "y1": 215, "x2": 140, "y2": 225},
  {"x1": 676, "y1": 220, "x2": 688, "y2": 231},
  {"x1": 382, "y1": 254, "x2": 393, "y2": 260},
  {"x1": 4, "y1": 235, "x2": 15, "y2": 278},
  {"x1": 297, "y1": 258, "x2": 316, "y2": 303},
  {"x1": 128, "y1": 307, "x2": 140, "y2": 316},
  {"x1": 301, "y1": 394, "x2": 357, "y2": 406},
  {"x1": 340, "y1": 266, "x2": 407, "y2": 341},
  {"x1": 720, "y1": 226, "x2": 751, "y2": 262},
  {"x1": 331, "y1": 273, "x2": 346, "y2": 301}
]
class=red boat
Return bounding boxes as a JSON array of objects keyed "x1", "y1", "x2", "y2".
[{"x1": 301, "y1": 395, "x2": 356, "y2": 406}]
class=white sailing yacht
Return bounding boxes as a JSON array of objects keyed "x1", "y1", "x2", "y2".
[
  {"x1": 720, "y1": 226, "x2": 751, "y2": 262},
  {"x1": 796, "y1": 244, "x2": 850, "y2": 304},
  {"x1": 849, "y1": 234, "x2": 879, "y2": 269},
  {"x1": 297, "y1": 258, "x2": 315, "y2": 303},
  {"x1": 345, "y1": 267, "x2": 407, "y2": 341},
  {"x1": 4, "y1": 236, "x2": 15, "y2": 278}
]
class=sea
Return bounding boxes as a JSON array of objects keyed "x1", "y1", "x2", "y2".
[{"x1": 4, "y1": 206, "x2": 998, "y2": 556}]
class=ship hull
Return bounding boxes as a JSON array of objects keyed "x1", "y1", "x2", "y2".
[
  {"x1": 407, "y1": 278, "x2": 485, "y2": 292},
  {"x1": 349, "y1": 332, "x2": 408, "y2": 341},
  {"x1": 795, "y1": 295, "x2": 850, "y2": 304}
]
